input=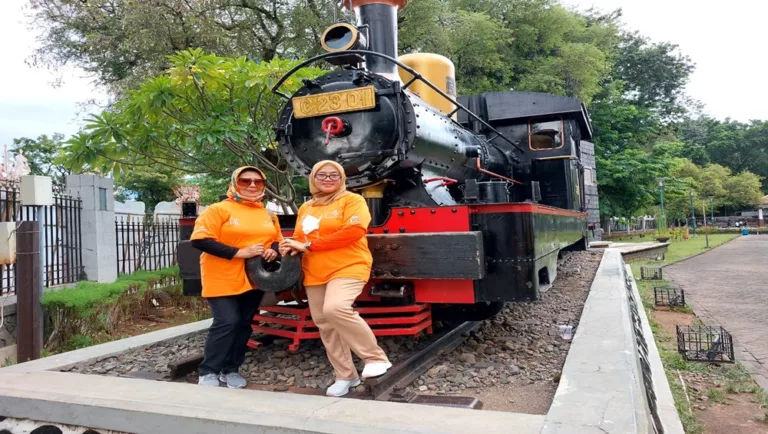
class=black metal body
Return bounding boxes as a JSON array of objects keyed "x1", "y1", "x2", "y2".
[
  {"x1": 472, "y1": 209, "x2": 586, "y2": 302},
  {"x1": 176, "y1": 3, "x2": 599, "y2": 322}
]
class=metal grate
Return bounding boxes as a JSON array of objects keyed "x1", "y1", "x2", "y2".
[
  {"x1": 676, "y1": 325, "x2": 734, "y2": 363},
  {"x1": 654, "y1": 285, "x2": 685, "y2": 307},
  {"x1": 641, "y1": 266, "x2": 662, "y2": 280}
]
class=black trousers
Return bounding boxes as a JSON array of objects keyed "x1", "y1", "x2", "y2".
[{"x1": 198, "y1": 289, "x2": 265, "y2": 376}]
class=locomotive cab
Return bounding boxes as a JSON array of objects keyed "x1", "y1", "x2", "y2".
[{"x1": 458, "y1": 90, "x2": 593, "y2": 214}]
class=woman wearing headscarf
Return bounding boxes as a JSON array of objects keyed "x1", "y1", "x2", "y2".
[
  {"x1": 190, "y1": 166, "x2": 282, "y2": 388},
  {"x1": 280, "y1": 160, "x2": 391, "y2": 397}
]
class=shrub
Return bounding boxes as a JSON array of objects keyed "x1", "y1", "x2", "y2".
[{"x1": 42, "y1": 266, "x2": 188, "y2": 352}]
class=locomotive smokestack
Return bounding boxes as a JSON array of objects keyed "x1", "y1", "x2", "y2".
[{"x1": 343, "y1": 0, "x2": 407, "y2": 80}]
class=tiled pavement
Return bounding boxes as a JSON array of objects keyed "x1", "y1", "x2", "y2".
[{"x1": 665, "y1": 235, "x2": 768, "y2": 390}]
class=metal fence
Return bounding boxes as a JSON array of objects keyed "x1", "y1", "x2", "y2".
[
  {"x1": 115, "y1": 218, "x2": 179, "y2": 276},
  {"x1": 0, "y1": 185, "x2": 85, "y2": 296}
]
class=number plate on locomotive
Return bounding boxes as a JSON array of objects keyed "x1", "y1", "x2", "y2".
[{"x1": 292, "y1": 86, "x2": 376, "y2": 119}]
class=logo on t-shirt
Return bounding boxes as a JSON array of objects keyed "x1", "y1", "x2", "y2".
[
  {"x1": 229, "y1": 217, "x2": 240, "y2": 225},
  {"x1": 349, "y1": 215, "x2": 360, "y2": 224},
  {"x1": 326, "y1": 210, "x2": 340, "y2": 219}
]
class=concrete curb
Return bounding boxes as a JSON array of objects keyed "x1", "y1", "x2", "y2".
[
  {"x1": 0, "y1": 318, "x2": 211, "y2": 373},
  {"x1": 0, "y1": 370, "x2": 544, "y2": 434},
  {"x1": 541, "y1": 249, "x2": 684, "y2": 434},
  {"x1": 625, "y1": 264, "x2": 685, "y2": 434}
]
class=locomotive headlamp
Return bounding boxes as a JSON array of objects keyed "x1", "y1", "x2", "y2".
[{"x1": 320, "y1": 22, "x2": 368, "y2": 66}]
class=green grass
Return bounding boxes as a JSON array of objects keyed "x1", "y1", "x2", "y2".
[{"x1": 628, "y1": 233, "x2": 739, "y2": 277}]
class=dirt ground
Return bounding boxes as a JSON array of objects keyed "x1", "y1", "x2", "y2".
[
  {"x1": 651, "y1": 304, "x2": 768, "y2": 434},
  {"x1": 100, "y1": 304, "x2": 210, "y2": 342}
]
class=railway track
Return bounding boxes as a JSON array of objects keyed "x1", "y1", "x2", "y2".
[
  {"x1": 365, "y1": 320, "x2": 482, "y2": 406},
  {"x1": 166, "y1": 319, "x2": 484, "y2": 408},
  {"x1": 165, "y1": 252, "x2": 583, "y2": 408}
]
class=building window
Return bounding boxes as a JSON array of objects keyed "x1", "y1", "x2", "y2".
[
  {"x1": 99, "y1": 188, "x2": 107, "y2": 210},
  {"x1": 529, "y1": 116, "x2": 564, "y2": 150}
]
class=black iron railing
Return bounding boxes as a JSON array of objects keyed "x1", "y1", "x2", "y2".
[
  {"x1": 0, "y1": 185, "x2": 85, "y2": 296},
  {"x1": 115, "y1": 218, "x2": 179, "y2": 276}
]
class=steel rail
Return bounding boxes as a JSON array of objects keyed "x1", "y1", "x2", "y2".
[{"x1": 366, "y1": 320, "x2": 482, "y2": 401}]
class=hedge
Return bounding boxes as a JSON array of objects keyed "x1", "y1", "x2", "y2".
[{"x1": 42, "y1": 266, "x2": 190, "y2": 352}]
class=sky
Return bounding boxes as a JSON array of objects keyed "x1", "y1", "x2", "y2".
[{"x1": 1, "y1": 0, "x2": 766, "y2": 148}]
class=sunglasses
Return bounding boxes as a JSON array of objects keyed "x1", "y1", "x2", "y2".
[
  {"x1": 237, "y1": 178, "x2": 265, "y2": 188},
  {"x1": 315, "y1": 173, "x2": 341, "y2": 181}
]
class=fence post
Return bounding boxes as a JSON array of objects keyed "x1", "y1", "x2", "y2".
[
  {"x1": 65, "y1": 175, "x2": 117, "y2": 283},
  {"x1": 16, "y1": 221, "x2": 41, "y2": 362}
]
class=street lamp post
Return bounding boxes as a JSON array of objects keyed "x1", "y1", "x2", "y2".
[
  {"x1": 689, "y1": 191, "x2": 697, "y2": 237},
  {"x1": 659, "y1": 180, "x2": 665, "y2": 219},
  {"x1": 703, "y1": 202, "x2": 710, "y2": 248},
  {"x1": 657, "y1": 178, "x2": 666, "y2": 232}
]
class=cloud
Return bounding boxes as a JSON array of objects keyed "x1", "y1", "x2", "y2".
[
  {"x1": 563, "y1": 0, "x2": 768, "y2": 122},
  {"x1": 0, "y1": 0, "x2": 109, "y2": 146}
]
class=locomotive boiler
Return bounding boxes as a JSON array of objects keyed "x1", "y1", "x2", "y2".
[{"x1": 178, "y1": 0, "x2": 596, "y2": 329}]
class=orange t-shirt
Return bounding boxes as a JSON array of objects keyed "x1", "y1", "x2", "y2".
[
  {"x1": 190, "y1": 200, "x2": 282, "y2": 297},
  {"x1": 293, "y1": 193, "x2": 373, "y2": 286}
]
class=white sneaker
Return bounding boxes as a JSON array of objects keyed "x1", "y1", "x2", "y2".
[
  {"x1": 326, "y1": 378, "x2": 361, "y2": 397},
  {"x1": 198, "y1": 373, "x2": 220, "y2": 387},
  {"x1": 361, "y1": 362, "x2": 392, "y2": 379}
]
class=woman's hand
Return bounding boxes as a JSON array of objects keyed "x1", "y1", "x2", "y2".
[
  {"x1": 279, "y1": 239, "x2": 306, "y2": 256},
  {"x1": 262, "y1": 248, "x2": 278, "y2": 262},
  {"x1": 234, "y1": 243, "x2": 264, "y2": 259}
]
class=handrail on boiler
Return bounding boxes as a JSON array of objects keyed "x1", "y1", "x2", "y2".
[{"x1": 270, "y1": 49, "x2": 525, "y2": 155}]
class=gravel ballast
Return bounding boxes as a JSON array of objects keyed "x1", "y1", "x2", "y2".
[{"x1": 64, "y1": 250, "x2": 602, "y2": 410}]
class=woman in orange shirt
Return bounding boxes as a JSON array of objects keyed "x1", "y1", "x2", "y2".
[
  {"x1": 280, "y1": 160, "x2": 391, "y2": 397},
  {"x1": 190, "y1": 166, "x2": 282, "y2": 388}
]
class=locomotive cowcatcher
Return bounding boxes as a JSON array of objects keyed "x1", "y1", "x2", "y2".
[{"x1": 177, "y1": 0, "x2": 595, "y2": 345}]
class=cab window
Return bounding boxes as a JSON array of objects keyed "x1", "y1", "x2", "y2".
[{"x1": 529, "y1": 116, "x2": 564, "y2": 150}]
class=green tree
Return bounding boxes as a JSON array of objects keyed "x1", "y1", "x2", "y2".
[
  {"x1": 58, "y1": 49, "x2": 325, "y2": 211},
  {"x1": 113, "y1": 167, "x2": 185, "y2": 213},
  {"x1": 27, "y1": 0, "x2": 340, "y2": 94},
  {"x1": 596, "y1": 148, "x2": 673, "y2": 220},
  {"x1": 612, "y1": 31, "x2": 696, "y2": 120},
  {"x1": 10, "y1": 133, "x2": 71, "y2": 190},
  {"x1": 679, "y1": 117, "x2": 768, "y2": 191}
]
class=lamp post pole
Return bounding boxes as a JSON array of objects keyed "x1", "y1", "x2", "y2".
[
  {"x1": 703, "y1": 203, "x2": 709, "y2": 248},
  {"x1": 659, "y1": 181, "x2": 665, "y2": 219},
  {"x1": 689, "y1": 191, "x2": 697, "y2": 237}
]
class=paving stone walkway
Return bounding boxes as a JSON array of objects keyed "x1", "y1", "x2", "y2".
[{"x1": 665, "y1": 235, "x2": 768, "y2": 389}]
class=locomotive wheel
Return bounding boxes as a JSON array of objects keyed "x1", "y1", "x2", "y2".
[{"x1": 432, "y1": 301, "x2": 504, "y2": 322}]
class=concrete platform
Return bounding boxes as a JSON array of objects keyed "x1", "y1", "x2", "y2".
[
  {"x1": 590, "y1": 241, "x2": 669, "y2": 262},
  {"x1": 0, "y1": 249, "x2": 684, "y2": 433},
  {"x1": 541, "y1": 250, "x2": 683, "y2": 434},
  {"x1": 0, "y1": 370, "x2": 544, "y2": 434}
]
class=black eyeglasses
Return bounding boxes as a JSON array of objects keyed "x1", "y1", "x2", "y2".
[{"x1": 315, "y1": 173, "x2": 341, "y2": 181}]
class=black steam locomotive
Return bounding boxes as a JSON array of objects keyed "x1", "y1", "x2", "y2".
[{"x1": 179, "y1": 0, "x2": 597, "y2": 326}]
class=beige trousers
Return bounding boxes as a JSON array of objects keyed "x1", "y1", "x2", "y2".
[{"x1": 306, "y1": 278, "x2": 389, "y2": 380}]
